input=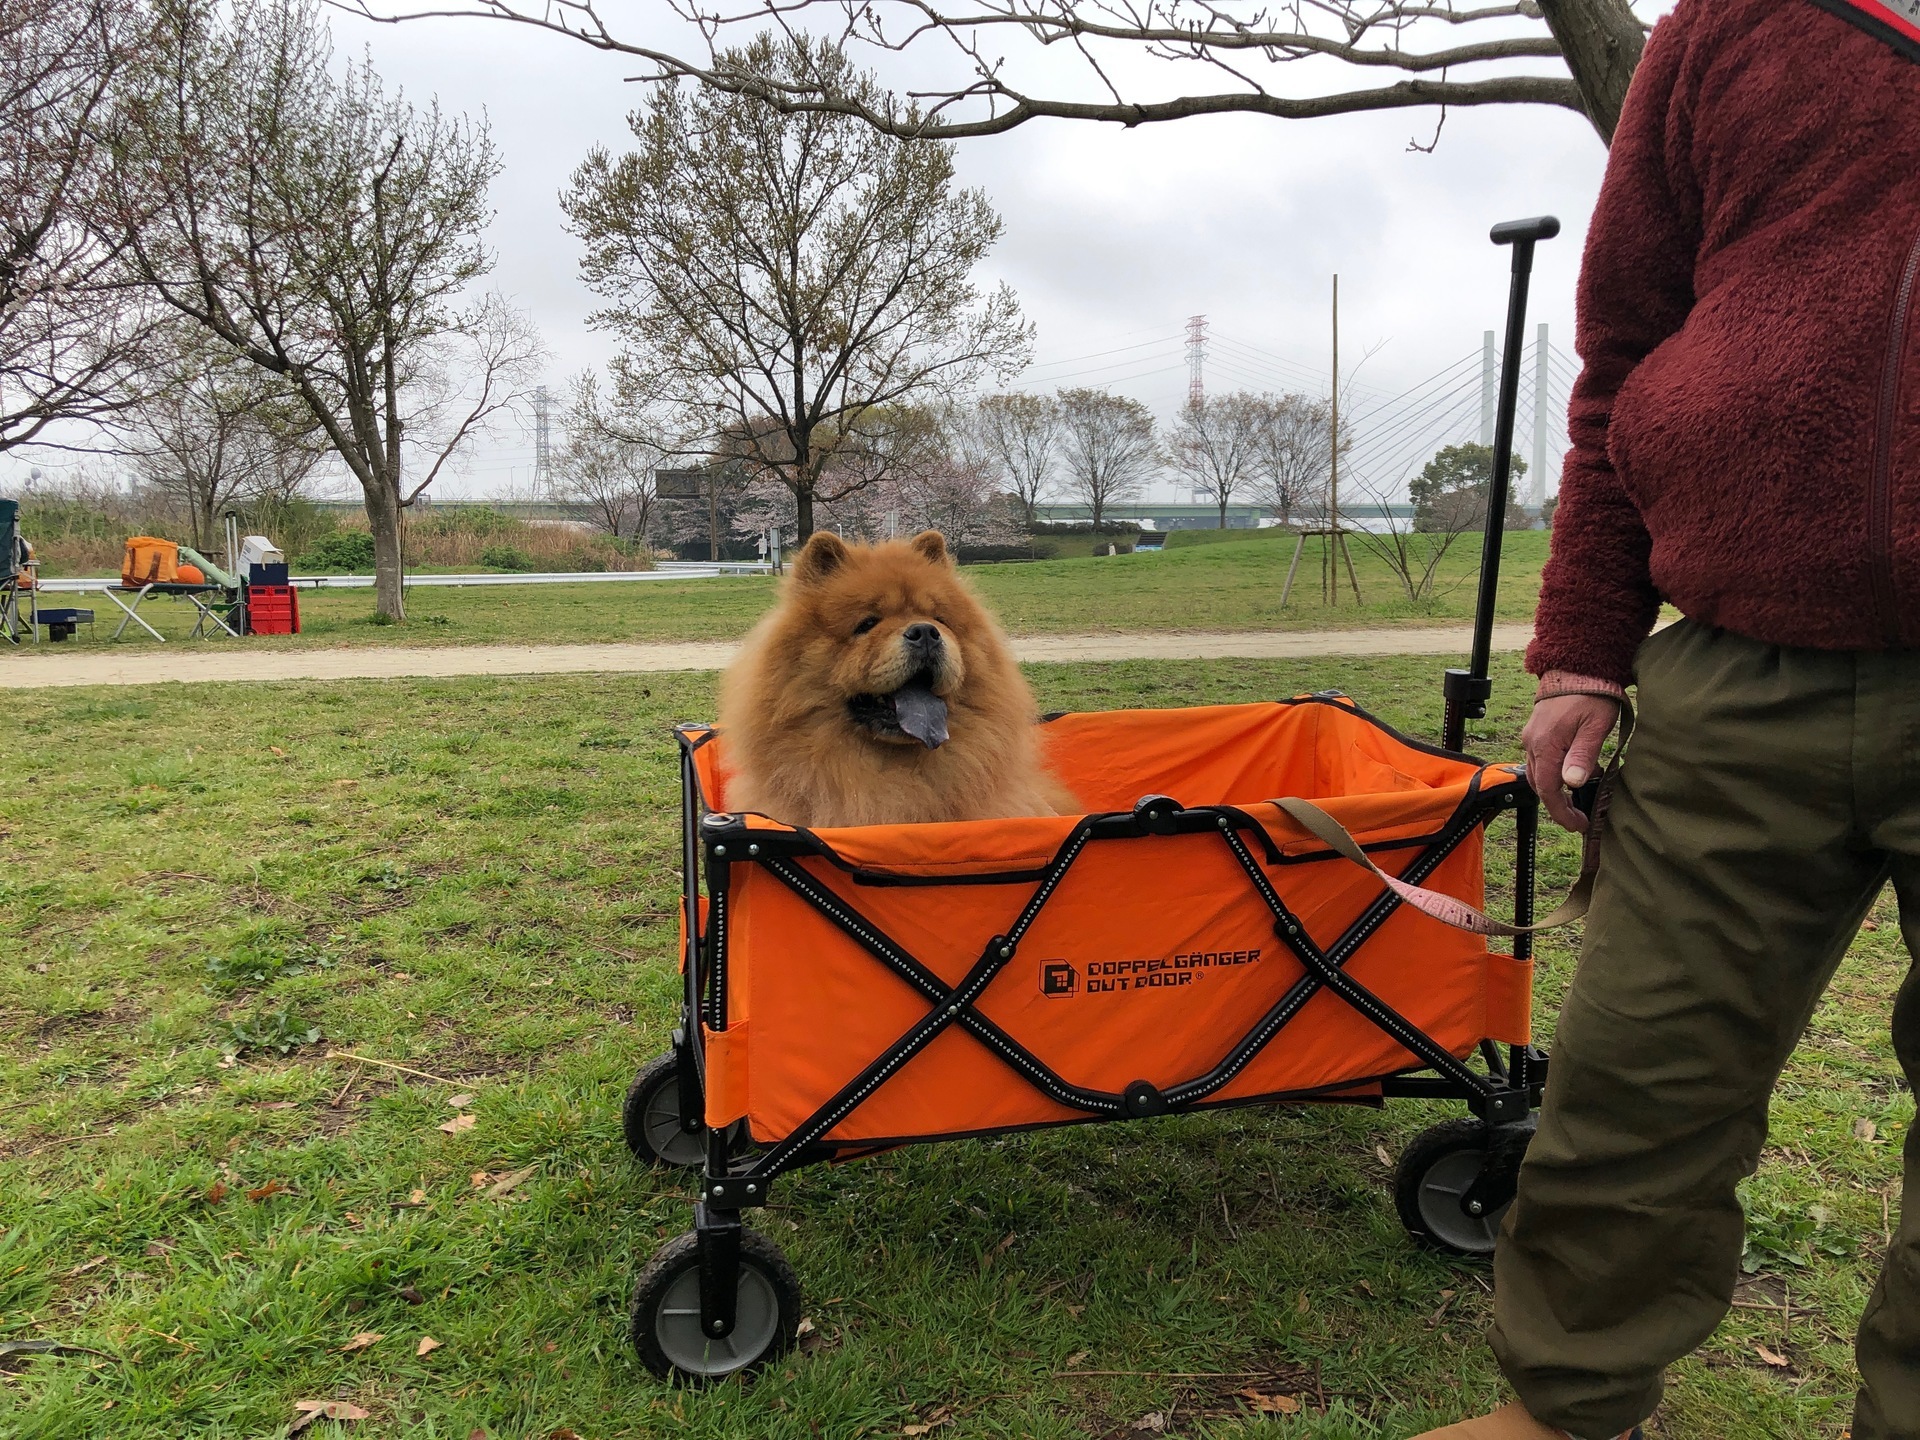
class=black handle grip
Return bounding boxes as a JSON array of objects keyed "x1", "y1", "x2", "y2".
[
  {"x1": 1571, "y1": 776, "x2": 1600, "y2": 819},
  {"x1": 1491, "y1": 215, "x2": 1561, "y2": 246}
]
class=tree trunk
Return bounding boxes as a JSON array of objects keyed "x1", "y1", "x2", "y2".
[
  {"x1": 365, "y1": 482, "x2": 406, "y2": 621},
  {"x1": 1217, "y1": 496, "x2": 1227, "y2": 530},
  {"x1": 1538, "y1": 0, "x2": 1647, "y2": 144},
  {"x1": 795, "y1": 485, "x2": 815, "y2": 542}
]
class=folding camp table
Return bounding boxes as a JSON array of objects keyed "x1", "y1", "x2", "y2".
[
  {"x1": 619, "y1": 217, "x2": 1567, "y2": 1382},
  {"x1": 102, "y1": 582, "x2": 241, "y2": 641}
]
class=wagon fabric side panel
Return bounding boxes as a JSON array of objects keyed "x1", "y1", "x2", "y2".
[{"x1": 684, "y1": 702, "x2": 1532, "y2": 1148}]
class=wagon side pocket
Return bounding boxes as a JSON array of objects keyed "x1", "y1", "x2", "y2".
[
  {"x1": 703, "y1": 1022, "x2": 750, "y2": 1128},
  {"x1": 1482, "y1": 952, "x2": 1532, "y2": 1046}
]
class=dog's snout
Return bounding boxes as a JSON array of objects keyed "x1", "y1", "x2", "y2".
[{"x1": 903, "y1": 622, "x2": 942, "y2": 651}]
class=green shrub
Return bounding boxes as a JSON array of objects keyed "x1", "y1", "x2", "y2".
[
  {"x1": 297, "y1": 531, "x2": 376, "y2": 571},
  {"x1": 479, "y1": 544, "x2": 536, "y2": 571}
]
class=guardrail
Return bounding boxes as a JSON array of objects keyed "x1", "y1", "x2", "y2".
[{"x1": 35, "y1": 560, "x2": 773, "y2": 594}]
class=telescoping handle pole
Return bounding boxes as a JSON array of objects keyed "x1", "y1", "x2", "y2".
[{"x1": 1442, "y1": 214, "x2": 1560, "y2": 753}]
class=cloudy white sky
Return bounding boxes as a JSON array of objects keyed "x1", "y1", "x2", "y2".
[{"x1": 10, "y1": 2, "x2": 1665, "y2": 505}]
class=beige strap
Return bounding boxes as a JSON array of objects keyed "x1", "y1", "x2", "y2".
[{"x1": 1270, "y1": 701, "x2": 1634, "y2": 938}]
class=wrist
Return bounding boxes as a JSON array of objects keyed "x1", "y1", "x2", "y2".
[{"x1": 1535, "y1": 671, "x2": 1627, "y2": 706}]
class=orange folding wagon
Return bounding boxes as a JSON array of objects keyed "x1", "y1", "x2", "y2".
[{"x1": 622, "y1": 218, "x2": 1570, "y2": 1381}]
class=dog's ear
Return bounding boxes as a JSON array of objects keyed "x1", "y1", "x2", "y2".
[
  {"x1": 910, "y1": 530, "x2": 951, "y2": 567},
  {"x1": 793, "y1": 531, "x2": 850, "y2": 584}
]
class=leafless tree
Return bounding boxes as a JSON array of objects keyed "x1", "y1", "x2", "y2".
[
  {"x1": 1167, "y1": 391, "x2": 1269, "y2": 530},
  {"x1": 1343, "y1": 471, "x2": 1475, "y2": 607},
  {"x1": 346, "y1": 0, "x2": 1650, "y2": 145},
  {"x1": 122, "y1": 326, "x2": 326, "y2": 550},
  {"x1": 111, "y1": 0, "x2": 543, "y2": 620},
  {"x1": 556, "y1": 371, "x2": 662, "y2": 542},
  {"x1": 1252, "y1": 392, "x2": 1340, "y2": 525},
  {"x1": 562, "y1": 32, "x2": 1031, "y2": 541},
  {"x1": 972, "y1": 391, "x2": 1058, "y2": 529},
  {"x1": 1056, "y1": 386, "x2": 1156, "y2": 530},
  {"x1": 1, "y1": 0, "x2": 157, "y2": 455}
]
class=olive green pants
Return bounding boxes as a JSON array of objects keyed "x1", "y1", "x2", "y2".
[{"x1": 1491, "y1": 619, "x2": 1920, "y2": 1440}]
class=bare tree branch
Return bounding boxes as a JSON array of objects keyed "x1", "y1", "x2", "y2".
[
  {"x1": 1, "y1": 0, "x2": 159, "y2": 455},
  {"x1": 338, "y1": 0, "x2": 1651, "y2": 141}
]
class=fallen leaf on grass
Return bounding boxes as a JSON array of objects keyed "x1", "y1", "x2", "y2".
[
  {"x1": 1239, "y1": 1388, "x2": 1301, "y2": 1414},
  {"x1": 1855, "y1": 1118, "x2": 1879, "y2": 1142},
  {"x1": 416, "y1": 1335, "x2": 442, "y2": 1356},
  {"x1": 403, "y1": 1189, "x2": 428, "y2": 1207},
  {"x1": 270, "y1": 746, "x2": 288, "y2": 758},
  {"x1": 1064, "y1": 1350, "x2": 1089, "y2": 1369},
  {"x1": 439, "y1": 1114, "x2": 476, "y2": 1135},
  {"x1": 1130, "y1": 1414, "x2": 1168, "y2": 1433},
  {"x1": 903, "y1": 1404, "x2": 954, "y2": 1435},
  {"x1": 66, "y1": 1256, "x2": 110, "y2": 1278},
  {"x1": 1756, "y1": 1345, "x2": 1790, "y2": 1368},
  {"x1": 339, "y1": 1332, "x2": 384, "y2": 1353},
  {"x1": 470, "y1": 1171, "x2": 492, "y2": 1189},
  {"x1": 547, "y1": 1430, "x2": 582, "y2": 1440},
  {"x1": 484, "y1": 1165, "x2": 538, "y2": 1200},
  {"x1": 1296, "y1": 1290, "x2": 1311, "y2": 1315},
  {"x1": 397, "y1": 1286, "x2": 425, "y2": 1305},
  {"x1": 795, "y1": 1316, "x2": 838, "y2": 1355},
  {"x1": 468, "y1": 1431, "x2": 488, "y2": 1440},
  {"x1": 144, "y1": 1240, "x2": 174, "y2": 1259},
  {"x1": 332, "y1": 779, "x2": 358, "y2": 788},
  {"x1": 204, "y1": 1181, "x2": 227, "y2": 1204},
  {"x1": 289, "y1": 1400, "x2": 371, "y2": 1433},
  {"x1": 447, "y1": 1093, "x2": 475, "y2": 1108},
  {"x1": 247, "y1": 1180, "x2": 288, "y2": 1203},
  {"x1": 258, "y1": 1101, "x2": 297, "y2": 1111},
  {"x1": 979, "y1": 1231, "x2": 1016, "y2": 1271}
]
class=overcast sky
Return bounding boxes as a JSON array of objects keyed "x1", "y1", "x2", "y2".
[{"x1": 9, "y1": 4, "x2": 1665, "y2": 505}]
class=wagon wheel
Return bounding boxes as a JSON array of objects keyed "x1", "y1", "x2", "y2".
[
  {"x1": 622, "y1": 1052, "x2": 709, "y2": 1167},
  {"x1": 1394, "y1": 1118, "x2": 1512, "y2": 1257},
  {"x1": 630, "y1": 1229, "x2": 801, "y2": 1381},
  {"x1": 622, "y1": 1052, "x2": 755, "y2": 1168}
]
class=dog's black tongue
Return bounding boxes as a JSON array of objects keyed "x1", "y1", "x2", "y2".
[{"x1": 892, "y1": 683, "x2": 949, "y2": 749}]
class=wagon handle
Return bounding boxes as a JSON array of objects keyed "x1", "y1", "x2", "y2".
[{"x1": 1442, "y1": 214, "x2": 1560, "y2": 754}]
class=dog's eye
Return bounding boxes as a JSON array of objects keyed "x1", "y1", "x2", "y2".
[{"x1": 853, "y1": 615, "x2": 880, "y2": 636}]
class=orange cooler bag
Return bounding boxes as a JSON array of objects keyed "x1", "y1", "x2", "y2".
[
  {"x1": 684, "y1": 698, "x2": 1533, "y2": 1151},
  {"x1": 122, "y1": 537, "x2": 179, "y2": 586}
]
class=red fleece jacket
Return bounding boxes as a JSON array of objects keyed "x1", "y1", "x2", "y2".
[{"x1": 1527, "y1": 0, "x2": 1920, "y2": 686}]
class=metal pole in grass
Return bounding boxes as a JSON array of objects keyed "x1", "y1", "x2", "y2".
[{"x1": 1443, "y1": 215, "x2": 1559, "y2": 754}]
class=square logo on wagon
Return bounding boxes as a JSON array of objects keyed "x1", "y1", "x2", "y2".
[{"x1": 1039, "y1": 961, "x2": 1079, "y2": 998}]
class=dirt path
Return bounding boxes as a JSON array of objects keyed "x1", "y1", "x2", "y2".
[{"x1": 0, "y1": 623, "x2": 1535, "y2": 690}]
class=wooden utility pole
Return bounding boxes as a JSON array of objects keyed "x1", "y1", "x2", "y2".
[{"x1": 1324, "y1": 275, "x2": 1361, "y2": 605}]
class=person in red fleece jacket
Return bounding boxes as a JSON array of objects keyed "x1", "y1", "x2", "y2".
[{"x1": 1413, "y1": 2, "x2": 1920, "y2": 1439}]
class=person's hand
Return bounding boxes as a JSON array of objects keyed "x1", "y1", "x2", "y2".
[{"x1": 1523, "y1": 693, "x2": 1621, "y2": 832}]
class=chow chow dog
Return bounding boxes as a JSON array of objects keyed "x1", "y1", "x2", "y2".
[{"x1": 717, "y1": 529, "x2": 1074, "y2": 828}]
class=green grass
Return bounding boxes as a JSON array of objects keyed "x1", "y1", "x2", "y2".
[
  {"x1": 0, "y1": 653, "x2": 1893, "y2": 1437},
  {"x1": 18, "y1": 533, "x2": 1550, "y2": 652}
]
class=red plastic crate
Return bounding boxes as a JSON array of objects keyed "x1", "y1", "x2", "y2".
[{"x1": 246, "y1": 584, "x2": 300, "y2": 635}]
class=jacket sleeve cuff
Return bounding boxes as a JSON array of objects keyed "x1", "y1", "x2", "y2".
[{"x1": 1534, "y1": 671, "x2": 1628, "y2": 705}]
